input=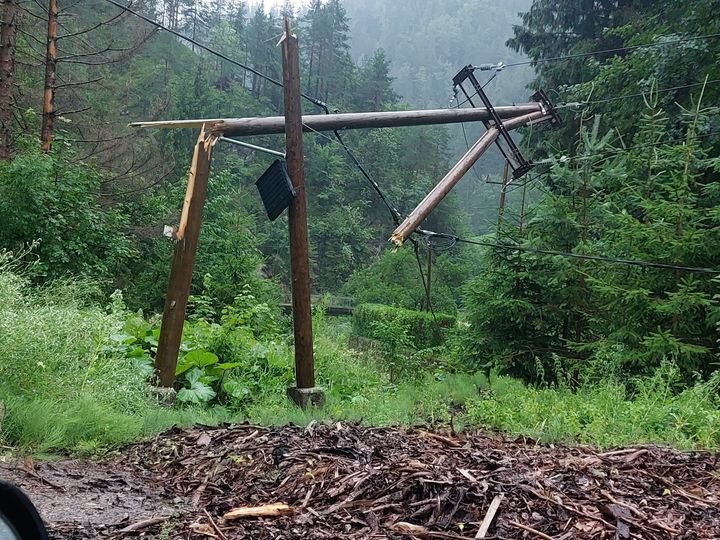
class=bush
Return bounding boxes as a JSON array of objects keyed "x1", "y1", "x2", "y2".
[
  {"x1": 352, "y1": 303, "x2": 455, "y2": 349},
  {"x1": 0, "y1": 143, "x2": 136, "y2": 283}
]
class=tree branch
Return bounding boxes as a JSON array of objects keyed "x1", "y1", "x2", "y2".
[
  {"x1": 58, "y1": 9, "x2": 126, "y2": 39},
  {"x1": 16, "y1": 27, "x2": 47, "y2": 47},
  {"x1": 56, "y1": 105, "x2": 91, "y2": 116},
  {"x1": 54, "y1": 76, "x2": 103, "y2": 88},
  {"x1": 57, "y1": 45, "x2": 130, "y2": 60}
]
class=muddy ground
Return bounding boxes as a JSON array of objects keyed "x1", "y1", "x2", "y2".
[{"x1": 1, "y1": 423, "x2": 719, "y2": 539}]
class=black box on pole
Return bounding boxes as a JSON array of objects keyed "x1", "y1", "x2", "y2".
[{"x1": 255, "y1": 159, "x2": 296, "y2": 221}]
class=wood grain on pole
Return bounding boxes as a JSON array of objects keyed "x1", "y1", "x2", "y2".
[
  {"x1": 128, "y1": 105, "x2": 543, "y2": 135},
  {"x1": 282, "y1": 20, "x2": 315, "y2": 389},
  {"x1": 154, "y1": 127, "x2": 216, "y2": 387},
  {"x1": 390, "y1": 111, "x2": 551, "y2": 245}
]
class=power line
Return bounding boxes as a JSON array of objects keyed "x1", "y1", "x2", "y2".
[
  {"x1": 504, "y1": 31, "x2": 720, "y2": 68},
  {"x1": 537, "y1": 129, "x2": 720, "y2": 166},
  {"x1": 101, "y1": 0, "x2": 328, "y2": 110},
  {"x1": 557, "y1": 78, "x2": 720, "y2": 109},
  {"x1": 419, "y1": 231, "x2": 720, "y2": 275}
]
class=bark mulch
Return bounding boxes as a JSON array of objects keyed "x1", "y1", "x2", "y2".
[{"x1": 2, "y1": 422, "x2": 719, "y2": 539}]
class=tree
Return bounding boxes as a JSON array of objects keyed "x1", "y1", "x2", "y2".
[
  {"x1": 507, "y1": 0, "x2": 720, "y2": 155},
  {"x1": 464, "y1": 108, "x2": 720, "y2": 385},
  {"x1": 0, "y1": 0, "x2": 19, "y2": 160},
  {"x1": 40, "y1": 0, "x2": 58, "y2": 152},
  {"x1": 355, "y1": 49, "x2": 398, "y2": 111}
]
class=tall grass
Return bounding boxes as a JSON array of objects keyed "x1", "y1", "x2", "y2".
[
  {"x1": 465, "y1": 367, "x2": 720, "y2": 449},
  {"x1": 0, "y1": 265, "x2": 230, "y2": 454},
  {"x1": 1, "y1": 257, "x2": 719, "y2": 454}
]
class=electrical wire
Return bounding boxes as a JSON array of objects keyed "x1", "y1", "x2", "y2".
[
  {"x1": 419, "y1": 231, "x2": 720, "y2": 275},
  {"x1": 503, "y1": 31, "x2": 720, "y2": 68},
  {"x1": 557, "y1": 78, "x2": 720, "y2": 109},
  {"x1": 106, "y1": 0, "x2": 409, "y2": 227},
  {"x1": 301, "y1": 122, "x2": 404, "y2": 225},
  {"x1": 101, "y1": 0, "x2": 328, "y2": 110},
  {"x1": 535, "y1": 129, "x2": 720, "y2": 166}
]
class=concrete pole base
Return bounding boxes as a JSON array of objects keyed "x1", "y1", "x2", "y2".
[{"x1": 287, "y1": 386, "x2": 325, "y2": 409}]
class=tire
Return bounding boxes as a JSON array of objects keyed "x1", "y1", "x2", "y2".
[{"x1": 0, "y1": 480, "x2": 48, "y2": 540}]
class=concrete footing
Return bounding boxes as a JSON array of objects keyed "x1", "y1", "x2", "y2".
[
  {"x1": 150, "y1": 386, "x2": 177, "y2": 406},
  {"x1": 287, "y1": 386, "x2": 325, "y2": 409}
]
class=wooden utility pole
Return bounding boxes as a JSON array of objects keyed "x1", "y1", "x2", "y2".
[
  {"x1": 281, "y1": 19, "x2": 322, "y2": 408},
  {"x1": 41, "y1": 0, "x2": 58, "y2": 152},
  {"x1": 130, "y1": 104, "x2": 545, "y2": 136},
  {"x1": 390, "y1": 110, "x2": 550, "y2": 246},
  {"x1": 0, "y1": 0, "x2": 19, "y2": 160},
  {"x1": 154, "y1": 127, "x2": 216, "y2": 387}
]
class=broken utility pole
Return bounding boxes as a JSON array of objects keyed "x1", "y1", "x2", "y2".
[
  {"x1": 132, "y1": 58, "x2": 558, "y2": 400},
  {"x1": 281, "y1": 19, "x2": 323, "y2": 409},
  {"x1": 390, "y1": 109, "x2": 550, "y2": 245},
  {"x1": 155, "y1": 127, "x2": 217, "y2": 387},
  {"x1": 130, "y1": 104, "x2": 545, "y2": 136}
]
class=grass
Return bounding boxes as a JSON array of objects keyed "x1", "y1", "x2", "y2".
[
  {"x1": 1, "y1": 263, "x2": 719, "y2": 455},
  {"x1": 465, "y1": 368, "x2": 720, "y2": 449}
]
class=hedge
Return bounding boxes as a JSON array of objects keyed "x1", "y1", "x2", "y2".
[{"x1": 352, "y1": 303, "x2": 456, "y2": 349}]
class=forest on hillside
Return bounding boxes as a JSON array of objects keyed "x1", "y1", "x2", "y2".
[{"x1": 0, "y1": 0, "x2": 719, "y2": 459}]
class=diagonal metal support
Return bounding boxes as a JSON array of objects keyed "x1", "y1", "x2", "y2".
[{"x1": 453, "y1": 65, "x2": 533, "y2": 179}]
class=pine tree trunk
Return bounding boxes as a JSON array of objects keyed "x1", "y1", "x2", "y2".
[
  {"x1": 0, "y1": 0, "x2": 19, "y2": 160},
  {"x1": 41, "y1": 0, "x2": 58, "y2": 152}
]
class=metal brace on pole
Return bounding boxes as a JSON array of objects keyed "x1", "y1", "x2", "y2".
[{"x1": 453, "y1": 65, "x2": 534, "y2": 179}]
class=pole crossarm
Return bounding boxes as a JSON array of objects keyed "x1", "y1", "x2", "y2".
[{"x1": 128, "y1": 104, "x2": 544, "y2": 136}]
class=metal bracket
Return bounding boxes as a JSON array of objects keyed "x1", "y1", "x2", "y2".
[
  {"x1": 453, "y1": 65, "x2": 534, "y2": 180},
  {"x1": 530, "y1": 89, "x2": 562, "y2": 126}
]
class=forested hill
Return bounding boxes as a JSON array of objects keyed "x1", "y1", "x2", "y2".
[
  {"x1": 342, "y1": 0, "x2": 536, "y2": 232},
  {"x1": 343, "y1": 0, "x2": 533, "y2": 109}
]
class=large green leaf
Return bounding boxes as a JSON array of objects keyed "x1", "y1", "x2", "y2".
[
  {"x1": 177, "y1": 380, "x2": 216, "y2": 403},
  {"x1": 176, "y1": 349, "x2": 219, "y2": 375}
]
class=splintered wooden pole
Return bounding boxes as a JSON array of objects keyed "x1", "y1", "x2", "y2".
[
  {"x1": 155, "y1": 127, "x2": 216, "y2": 387},
  {"x1": 390, "y1": 110, "x2": 550, "y2": 245},
  {"x1": 282, "y1": 19, "x2": 319, "y2": 406}
]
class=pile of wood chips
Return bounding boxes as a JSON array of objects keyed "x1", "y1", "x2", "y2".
[
  {"x1": 119, "y1": 422, "x2": 719, "y2": 539},
  {"x1": 4, "y1": 422, "x2": 720, "y2": 539}
]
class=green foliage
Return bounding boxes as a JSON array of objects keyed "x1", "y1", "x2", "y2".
[
  {"x1": 0, "y1": 143, "x2": 136, "y2": 283},
  {"x1": 464, "y1": 110, "x2": 720, "y2": 384},
  {"x1": 466, "y1": 365, "x2": 720, "y2": 449},
  {"x1": 508, "y1": 0, "x2": 720, "y2": 156},
  {"x1": 353, "y1": 303, "x2": 456, "y2": 350},
  {"x1": 343, "y1": 245, "x2": 480, "y2": 313}
]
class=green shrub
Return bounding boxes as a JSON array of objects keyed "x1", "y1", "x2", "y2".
[{"x1": 352, "y1": 303, "x2": 455, "y2": 349}]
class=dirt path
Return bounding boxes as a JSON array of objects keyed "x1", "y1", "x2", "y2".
[{"x1": 2, "y1": 423, "x2": 719, "y2": 539}]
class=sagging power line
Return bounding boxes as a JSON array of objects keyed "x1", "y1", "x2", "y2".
[
  {"x1": 500, "y1": 31, "x2": 720, "y2": 68},
  {"x1": 419, "y1": 230, "x2": 720, "y2": 275}
]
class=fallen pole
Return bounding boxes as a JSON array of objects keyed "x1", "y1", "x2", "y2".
[
  {"x1": 390, "y1": 110, "x2": 551, "y2": 246},
  {"x1": 128, "y1": 104, "x2": 544, "y2": 136}
]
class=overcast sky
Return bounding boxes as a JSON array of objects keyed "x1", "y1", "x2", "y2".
[{"x1": 251, "y1": 0, "x2": 305, "y2": 12}]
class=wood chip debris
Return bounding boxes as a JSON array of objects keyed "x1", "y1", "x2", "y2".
[{"x1": 14, "y1": 423, "x2": 720, "y2": 539}]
